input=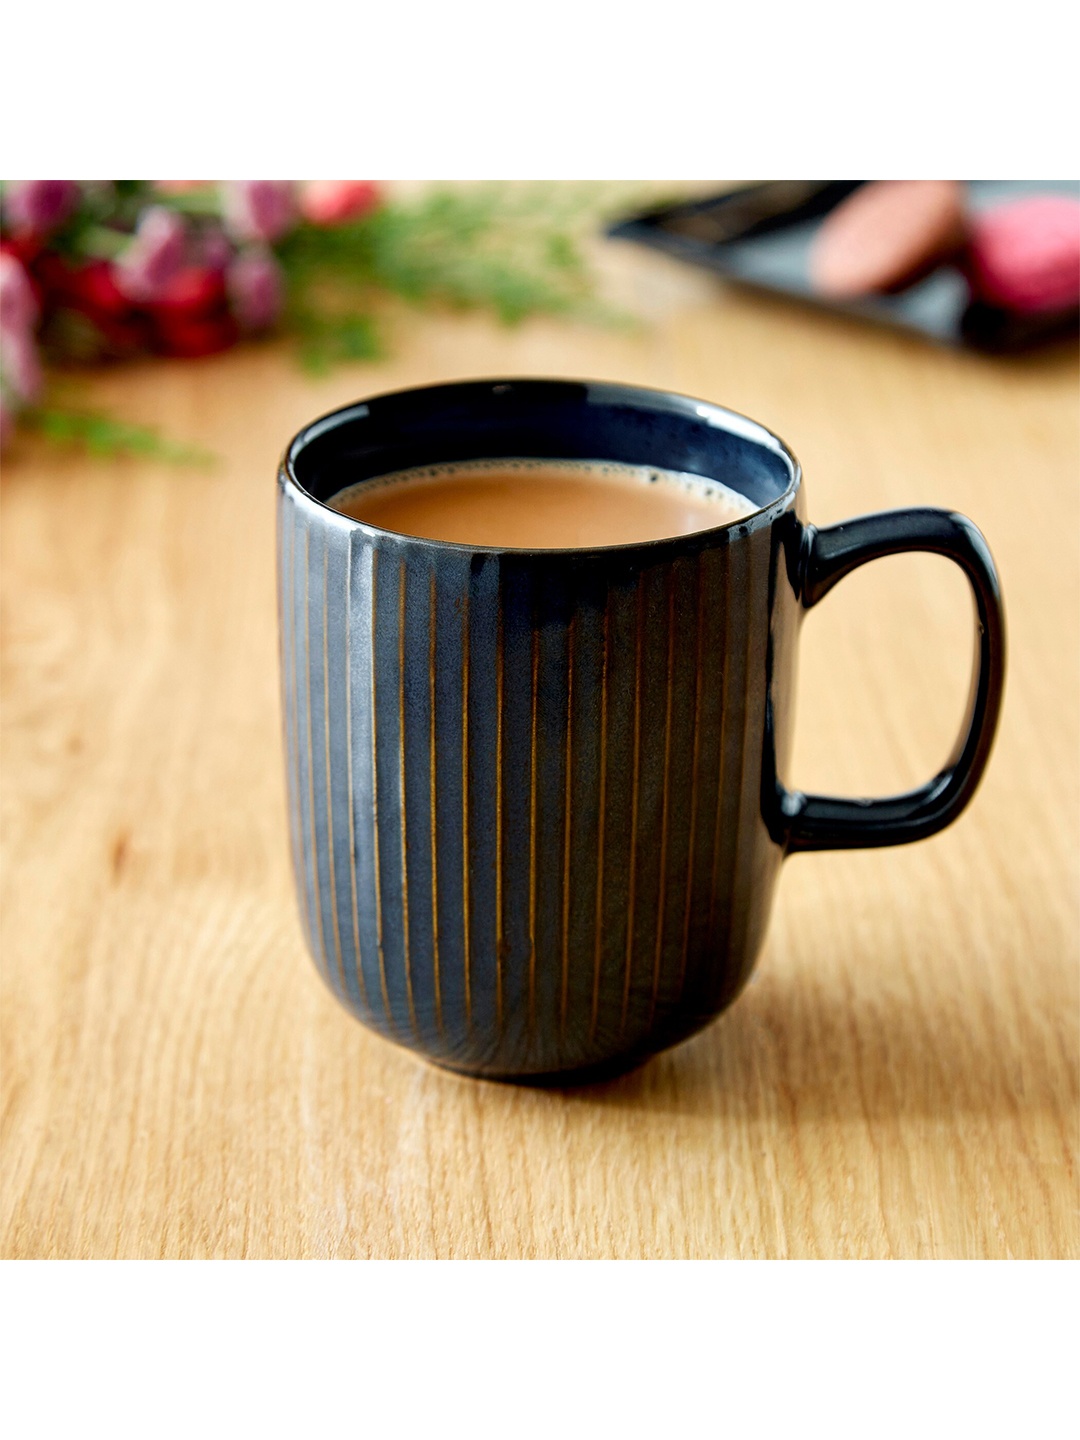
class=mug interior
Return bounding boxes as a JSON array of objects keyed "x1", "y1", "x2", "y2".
[{"x1": 286, "y1": 379, "x2": 799, "y2": 532}]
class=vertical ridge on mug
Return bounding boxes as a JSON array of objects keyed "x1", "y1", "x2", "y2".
[
  {"x1": 675, "y1": 555, "x2": 707, "y2": 1001},
  {"x1": 300, "y1": 525, "x2": 333, "y2": 997},
  {"x1": 432, "y1": 552, "x2": 470, "y2": 1048},
  {"x1": 426, "y1": 569, "x2": 442, "y2": 1035},
  {"x1": 564, "y1": 575, "x2": 608, "y2": 1053},
  {"x1": 343, "y1": 544, "x2": 369, "y2": 1013},
  {"x1": 680, "y1": 539, "x2": 730, "y2": 1013},
  {"x1": 396, "y1": 557, "x2": 417, "y2": 1037},
  {"x1": 495, "y1": 562, "x2": 533, "y2": 1060},
  {"x1": 279, "y1": 505, "x2": 312, "y2": 965},
  {"x1": 465, "y1": 555, "x2": 501, "y2": 1061},
  {"x1": 724, "y1": 523, "x2": 782, "y2": 1010},
  {"x1": 351, "y1": 541, "x2": 392, "y2": 1035},
  {"x1": 371, "y1": 543, "x2": 405, "y2": 1033},
  {"x1": 321, "y1": 536, "x2": 348, "y2": 1005},
  {"x1": 701, "y1": 535, "x2": 753, "y2": 1020},
  {"x1": 651, "y1": 556, "x2": 698, "y2": 1022},
  {"x1": 647, "y1": 572, "x2": 677, "y2": 1027}
]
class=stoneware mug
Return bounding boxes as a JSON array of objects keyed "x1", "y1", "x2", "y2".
[{"x1": 277, "y1": 379, "x2": 1005, "y2": 1083}]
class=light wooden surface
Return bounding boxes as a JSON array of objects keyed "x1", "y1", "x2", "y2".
[{"x1": 2, "y1": 224, "x2": 1077, "y2": 1259}]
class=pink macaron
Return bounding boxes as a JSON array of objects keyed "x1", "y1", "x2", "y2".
[
  {"x1": 809, "y1": 181, "x2": 968, "y2": 298},
  {"x1": 965, "y1": 195, "x2": 1080, "y2": 313}
]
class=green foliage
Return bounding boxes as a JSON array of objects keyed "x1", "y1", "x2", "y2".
[
  {"x1": 276, "y1": 183, "x2": 626, "y2": 350},
  {"x1": 22, "y1": 406, "x2": 214, "y2": 464},
  {"x1": 289, "y1": 309, "x2": 383, "y2": 374},
  {"x1": 49, "y1": 182, "x2": 155, "y2": 262}
]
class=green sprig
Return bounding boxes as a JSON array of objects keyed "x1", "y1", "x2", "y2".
[
  {"x1": 276, "y1": 183, "x2": 629, "y2": 350},
  {"x1": 22, "y1": 406, "x2": 215, "y2": 464},
  {"x1": 289, "y1": 308, "x2": 383, "y2": 375}
]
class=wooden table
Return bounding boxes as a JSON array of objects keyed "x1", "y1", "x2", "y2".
[{"x1": 3, "y1": 225, "x2": 1077, "y2": 1259}]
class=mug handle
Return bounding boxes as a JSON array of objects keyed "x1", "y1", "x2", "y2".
[{"x1": 781, "y1": 507, "x2": 1006, "y2": 854}]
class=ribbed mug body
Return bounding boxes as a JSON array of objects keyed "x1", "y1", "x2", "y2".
[{"x1": 278, "y1": 380, "x2": 802, "y2": 1080}]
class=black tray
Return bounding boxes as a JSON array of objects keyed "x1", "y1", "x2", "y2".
[{"x1": 608, "y1": 180, "x2": 1080, "y2": 353}]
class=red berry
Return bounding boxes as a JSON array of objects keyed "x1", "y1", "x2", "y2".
[
  {"x1": 1, "y1": 235, "x2": 45, "y2": 270},
  {"x1": 67, "y1": 261, "x2": 133, "y2": 316},
  {"x1": 152, "y1": 311, "x2": 239, "y2": 358},
  {"x1": 34, "y1": 257, "x2": 132, "y2": 317},
  {"x1": 144, "y1": 266, "x2": 227, "y2": 320}
]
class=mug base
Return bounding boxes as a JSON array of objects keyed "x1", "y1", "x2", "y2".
[
  {"x1": 407, "y1": 999, "x2": 739, "y2": 1087},
  {"x1": 422, "y1": 1047, "x2": 657, "y2": 1089}
]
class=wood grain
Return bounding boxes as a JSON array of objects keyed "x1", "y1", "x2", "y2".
[{"x1": 2, "y1": 224, "x2": 1077, "y2": 1258}]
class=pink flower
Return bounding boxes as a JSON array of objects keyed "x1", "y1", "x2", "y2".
[
  {"x1": 0, "y1": 253, "x2": 39, "y2": 333},
  {"x1": 1, "y1": 325, "x2": 44, "y2": 405},
  {"x1": 198, "y1": 226, "x2": 235, "y2": 272},
  {"x1": 300, "y1": 180, "x2": 381, "y2": 227},
  {"x1": 226, "y1": 247, "x2": 284, "y2": 331},
  {"x1": 221, "y1": 182, "x2": 297, "y2": 244},
  {"x1": 0, "y1": 260, "x2": 43, "y2": 446},
  {"x1": 115, "y1": 206, "x2": 188, "y2": 302},
  {"x1": 3, "y1": 180, "x2": 80, "y2": 236}
]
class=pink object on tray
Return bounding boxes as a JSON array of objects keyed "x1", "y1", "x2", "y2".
[
  {"x1": 966, "y1": 196, "x2": 1080, "y2": 313},
  {"x1": 808, "y1": 181, "x2": 967, "y2": 298}
]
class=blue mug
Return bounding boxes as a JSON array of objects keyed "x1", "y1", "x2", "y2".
[{"x1": 278, "y1": 379, "x2": 1005, "y2": 1082}]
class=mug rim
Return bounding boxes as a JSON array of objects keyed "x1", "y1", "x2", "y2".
[{"x1": 280, "y1": 377, "x2": 803, "y2": 559}]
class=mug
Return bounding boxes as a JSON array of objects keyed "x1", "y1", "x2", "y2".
[{"x1": 277, "y1": 379, "x2": 1005, "y2": 1082}]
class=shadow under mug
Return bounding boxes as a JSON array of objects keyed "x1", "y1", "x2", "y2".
[{"x1": 277, "y1": 379, "x2": 1005, "y2": 1083}]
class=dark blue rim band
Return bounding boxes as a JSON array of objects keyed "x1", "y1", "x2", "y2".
[{"x1": 282, "y1": 378, "x2": 801, "y2": 558}]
